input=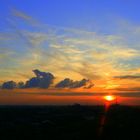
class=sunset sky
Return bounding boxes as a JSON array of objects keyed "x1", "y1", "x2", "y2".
[{"x1": 0, "y1": 0, "x2": 140, "y2": 105}]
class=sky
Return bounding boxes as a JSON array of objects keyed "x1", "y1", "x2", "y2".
[{"x1": 0, "y1": 0, "x2": 140, "y2": 104}]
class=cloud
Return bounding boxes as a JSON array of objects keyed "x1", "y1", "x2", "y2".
[
  {"x1": 1, "y1": 8, "x2": 140, "y2": 91},
  {"x1": 0, "y1": 69, "x2": 94, "y2": 90},
  {"x1": 11, "y1": 8, "x2": 38, "y2": 26},
  {"x1": 0, "y1": 33, "x2": 16, "y2": 40},
  {"x1": 12, "y1": 9, "x2": 32, "y2": 20},
  {"x1": 2, "y1": 81, "x2": 17, "y2": 89},
  {"x1": 0, "y1": 47, "x2": 14, "y2": 61},
  {"x1": 115, "y1": 86, "x2": 140, "y2": 93},
  {"x1": 25, "y1": 69, "x2": 55, "y2": 88},
  {"x1": 112, "y1": 48, "x2": 139, "y2": 59},
  {"x1": 55, "y1": 78, "x2": 94, "y2": 89},
  {"x1": 114, "y1": 75, "x2": 140, "y2": 80}
]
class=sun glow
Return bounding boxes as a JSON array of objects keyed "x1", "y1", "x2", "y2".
[{"x1": 104, "y1": 95, "x2": 115, "y2": 101}]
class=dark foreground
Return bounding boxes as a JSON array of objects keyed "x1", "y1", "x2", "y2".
[{"x1": 0, "y1": 105, "x2": 139, "y2": 140}]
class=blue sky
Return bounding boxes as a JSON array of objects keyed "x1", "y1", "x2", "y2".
[
  {"x1": 0, "y1": 0, "x2": 140, "y2": 92},
  {"x1": 1, "y1": 0, "x2": 140, "y2": 32}
]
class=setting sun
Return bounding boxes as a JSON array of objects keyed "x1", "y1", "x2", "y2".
[{"x1": 104, "y1": 95, "x2": 115, "y2": 101}]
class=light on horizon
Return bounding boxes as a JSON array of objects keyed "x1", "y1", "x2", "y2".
[{"x1": 103, "y1": 95, "x2": 116, "y2": 101}]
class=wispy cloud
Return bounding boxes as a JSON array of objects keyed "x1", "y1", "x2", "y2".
[
  {"x1": 0, "y1": 8, "x2": 140, "y2": 90},
  {"x1": 114, "y1": 75, "x2": 140, "y2": 80}
]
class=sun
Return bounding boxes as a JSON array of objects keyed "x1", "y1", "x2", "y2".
[{"x1": 103, "y1": 95, "x2": 115, "y2": 101}]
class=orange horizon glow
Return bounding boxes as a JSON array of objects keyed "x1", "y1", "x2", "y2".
[{"x1": 0, "y1": 89, "x2": 139, "y2": 105}]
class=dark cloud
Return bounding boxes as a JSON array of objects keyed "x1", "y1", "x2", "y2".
[
  {"x1": 2, "y1": 81, "x2": 17, "y2": 89},
  {"x1": 33, "y1": 69, "x2": 53, "y2": 79},
  {"x1": 55, "y1": 78, "x2": 73, "y2": 88},
  {"x1": 17, "y1": 82, "x2": 25, "y2": 88},
  {"x1": 55, "y1": 78, "x2": 94, "y2": 89},
  {"x1": 84, "y1": 83, "x2": 94, "y2": 89},
  {"x1": 25, "y1": 77, "x2": 40, "y2": 88},
  {"x1": 114, "y1": 75, "x2": 140, "y2": 79},
  {"x1": 25, "y1": 69, "x2": 55, "y2": 88},
  {"x1": 115, "y1": 87, "x2": 140, "y2": 92},
  {"x1": 0, "y1": 69, "x2": 94, "y2": 89}
]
